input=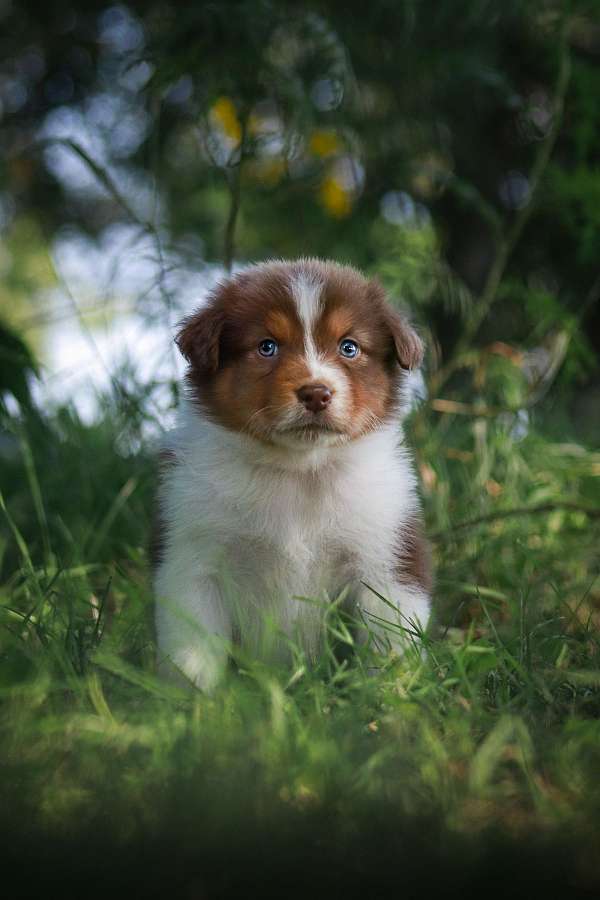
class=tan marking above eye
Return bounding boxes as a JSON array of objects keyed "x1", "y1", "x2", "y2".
[
  {"x1": 263, "y1": 309, "x2": 298, "y2": 343},
  {"x1": 318, "y1": 310, "x2": 375, "y2": 351},
  {"x1": 321, "y1": 308, "x2": 354, "y2": 338}
]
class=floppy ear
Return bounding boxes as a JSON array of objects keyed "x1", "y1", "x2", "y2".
[
  {"x1": 368, "y1": 277, "x2": 424, "y2": 371},
  {"x1": 175, "y1": 305, "x2": 225, "y2": 374},
  {"x1": 388, "y1": 309, "x2": 424, "y2": 371},
  {"x1": 386, "y1": 308, "x2": 424, "y2": 371}
]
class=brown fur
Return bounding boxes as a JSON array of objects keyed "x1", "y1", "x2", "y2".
[
  {"x1": 176, "y1": 260, "x2": 423, "y2": 445},
  {"x1": 395, "y1": 516, "x2": 433, "y2": 595}
]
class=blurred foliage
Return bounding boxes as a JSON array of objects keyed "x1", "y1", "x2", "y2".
[
  {"x1": 0, "y1": 0, "x2": 599, "y2": 401},
  {"x1": 0, "y1": 320, "x2": 38, "y2": 415}
]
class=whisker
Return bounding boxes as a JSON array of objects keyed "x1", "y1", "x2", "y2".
[{"x1": 242, "y1": 404, "x2": 288, "y2": 436}]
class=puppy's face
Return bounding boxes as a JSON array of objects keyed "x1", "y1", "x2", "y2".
[{"x1": 177, "y1": 260, "x2": 423, "y2": 448}]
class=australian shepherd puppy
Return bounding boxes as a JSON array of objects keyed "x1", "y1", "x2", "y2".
[{"x1": 153, "y1": 258, "x2": 432, "y2": 690}]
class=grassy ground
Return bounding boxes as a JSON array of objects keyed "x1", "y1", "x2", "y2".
[{"x1": 1, "y1": 391, "x2": 599, "y2": 898}]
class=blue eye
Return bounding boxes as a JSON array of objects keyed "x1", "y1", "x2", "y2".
[
  {"x1": 258, "y1": 338, "x2": 278, "y2": 357},
  {"x1": 339, "y1": 339, "x2": 359, "y2": 359}
]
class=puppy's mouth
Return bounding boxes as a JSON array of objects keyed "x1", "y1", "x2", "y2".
[
  {"x1": 270, "y1": 421, "x2": 346, "y2": 447},
  {"x1": 285, "y1": 422, "x2": 339, "y2": 433},
  {"x1": 282, "y1": 418, "x2": 343, "y2": 434}
]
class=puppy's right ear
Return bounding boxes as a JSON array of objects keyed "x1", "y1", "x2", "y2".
[{"x1": 175, "y1": 305, "x2": 225, "y2": 374}]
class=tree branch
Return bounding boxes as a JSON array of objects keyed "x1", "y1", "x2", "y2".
[
  {"x1": 429, "y1": 25, "x2": 572, "y2": 395},
  {"x1": 33, "y1": 138, "x2": 152, "y2": 233},
  {"x1": 223, "y1": 116, "x2": 248, "y2": 273},
  {"x1": 431, "y1": 501, "x2": 600, "y2": 542}
]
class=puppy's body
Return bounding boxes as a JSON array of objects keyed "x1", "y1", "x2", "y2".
[{"x1": 154, "y1": 259, "x2": 431, "y2": 690}]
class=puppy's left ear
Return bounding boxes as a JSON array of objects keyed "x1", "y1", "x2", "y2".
[
  {"x1": 369, "y1": 278, "x2": 424, "y2": 371},
  {"x1": 386, "y1": 308, "x2": 424, "y2": 371}
]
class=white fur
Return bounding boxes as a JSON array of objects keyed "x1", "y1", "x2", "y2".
[
  {"x1": 288, "y1": 266, "x2": 351, "y2": 424},
  {"x1": 289, "y1": 269, "x2": 323, "y2": 351},
  {"x1": 154, "y1": 397, "x2": 430, "y2": 691}
]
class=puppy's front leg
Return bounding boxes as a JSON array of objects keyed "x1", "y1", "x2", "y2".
[
  {"x1": 154, "y1": 558, "x2": 231, "y2": 692},
  {"x1": 357, "y1": 579, "x2": 430, "y2": 658}
]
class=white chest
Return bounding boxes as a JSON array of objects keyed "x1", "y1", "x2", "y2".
[
  {"x1": 173, "y1": 428, "x2": 416, "y2": 601},
  {"x1": 157, "y1": 420, "x2": 425, "y2": 673}
]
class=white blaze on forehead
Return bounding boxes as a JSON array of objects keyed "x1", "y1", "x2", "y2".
[
  {"x1": 289, "y1": 271, "x2": 323, "y2": 356},
  {"x1": 288, "y1": 268, "x2": 349, "y2": 407}
]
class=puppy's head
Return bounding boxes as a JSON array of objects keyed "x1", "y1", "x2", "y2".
[{"x1": 177, "y1": 259, "x2": 423, "y2": 448}]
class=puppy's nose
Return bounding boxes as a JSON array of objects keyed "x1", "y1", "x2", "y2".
[{"x1": 296, "y1": 384, "x2": 333, "y2": 413}]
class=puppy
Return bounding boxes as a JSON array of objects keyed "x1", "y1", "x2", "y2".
[{"x1": 153, "y1": 258, "x2": 432, "y2": 690}]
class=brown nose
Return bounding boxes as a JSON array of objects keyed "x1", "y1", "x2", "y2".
[{"x1": 296, "y1": 383, "x2": 333, "y2": 413}]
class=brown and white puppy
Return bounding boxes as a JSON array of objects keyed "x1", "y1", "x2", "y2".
[{"x1": 154, "y1": 259, "x2": 432, "y2": 690}]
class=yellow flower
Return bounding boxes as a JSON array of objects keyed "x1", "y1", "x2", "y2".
[
  {"x1": 319, "y1": 176, "x2": 352, "y2": 218},
  {"x1": 309, "y1": 130, "x2": 341, "y2": 158},
  {"x1": 210, "y1": 96, "x2": 242, "y2": 144}
]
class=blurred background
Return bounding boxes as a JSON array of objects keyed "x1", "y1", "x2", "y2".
[
  {"x1": 1, "y1": 0, "x2": 598, "y2": 436},
  {"x1": 1, "y1": 6, "x2": 600, "y2": 890}
]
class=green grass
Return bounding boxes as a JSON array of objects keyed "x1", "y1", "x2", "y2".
[{"x1": 1, "y1": 394, "x2": 599, "y2": 898}]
